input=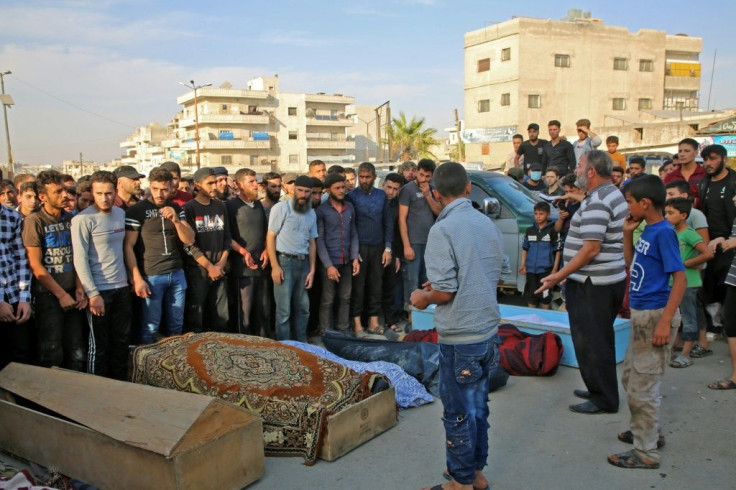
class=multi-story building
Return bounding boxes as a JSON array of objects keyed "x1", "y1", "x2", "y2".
[
  {"x1": 119, "y1": 123, "x2": 168, "y2": 176},
  {"x1": 167, "y1": 76, "x2": 355, "y2": 174},
  {"x1": 463, "y1": 11, "x2": 703, "y2": 167}
]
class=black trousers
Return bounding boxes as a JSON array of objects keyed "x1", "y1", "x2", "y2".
[
  {"x1": 319, "y1": 263, "x2": 353, "y2": 332},
  {"x1": 381, "y1": 258, "x2": 402, "y2": 326},
  {"x1": 87, "y1": 287, "x2": 131, "y2": 381},
  {"x1": 703, "y1": 248, "x2": 735, "y2": 305},
  {"x1": 184, "y1": 266, "x2": 229, "y2": 333},
  {"x1": 234, "y1": 275, "x2": 272, "y2": 337},
  {"x1": 0, "y1": 303, "x2": 34, "y2": 371},
  {"x1": 566, "y1": 278, "x2": 626, "y2": 412},
  {"x1": 351, "y1": 244, "x2": 383, "y2": 318},
  {"x1": 34, "y1": 290, "x2": 86, "y2": 372}
]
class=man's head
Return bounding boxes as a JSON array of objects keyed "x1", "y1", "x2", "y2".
[
  {"x1": 544, "y1": 167, "x2": 559, "y2": 188},
  {"x1": 148, "y1": 168, "x2": 173, "y2": 207},
  {"x1": 292, "y1": 175, "x2": 313, "y2": 213},
  {"x1": 606, "y1": 135, "x2": 619, "y2": 154},
  {"x1": 528, "y1": 163, "x2": 543, "y2": 183},
  {"x1": 701, "y1": 144, "x2": 729, "y2": 177},
  {"x1": 432, "y1": 162, "x2": 469, "y2": 203},
  {"x1": 611, "y1": 166, "x2": 625, "y2": 187},
  {"x1": 262, "y1": 172, "x2": 282, "y2": 202},
  {"x1": 114, "y1": 165, "x2": 144, "y2": 199},
  {"x1": 357, "y1": 162, "x2": 377, "y2": 191},
  {"x1": 527, "y1": 123, "x2": 539, "y2": 142},
  {"x1": 400, "y1": 160, "x2": 417, "y2": 182},
  {"x1": 659, "y1": 159, "x2": 674, "y2": 177},
  {"x1": 664, "y1": 197, "x2": 691, "y2": 228},
  {"x1": 665, "y1": 180, "x2": 691, "y2": 200},
  {"x1": 308, "y1": 160, "x2": 326, "y2": 182},
  {"x1": 344, "y1": 168, "x2": 356, "y2": 191},
  {"x1": 628, "y1": 157, "x2": 646, "y2": 178},
  {"x1": 512, "y1": 133, "x2": 523, "y2": 153},
  {"x1": 416, "y1": 159, "x2": 436, "y2": 185},
  {"x1": 548, "y1": 120, "x2": 561, "y2": 140},
  {"x1": 507, "y1": 167, "x2": 524, "y2": 183},
  {"x1": 234, "y1": 168, "x2": 258, "y2": 202},
  {"x1": 159, "y1": 161, "x2": 182, "y2": 190},
  {"x1": 35, "y1": 170, "x2": 69, "y2": 212},
  {"x1": 326, "y1": 164, "x2": 345, "y2": 176},
  {"x1": 211, "y1": 166, "x2": 229, "y2": 199},
  {"x1": 64, "y1": 187, "x2": 77, "y2": 213},
  {"x1": 383, "y1": 172, "x2": 402, "y2": 200},
  {"x1": 282, "y1": 173, "x2": 296, "y2": 196},
  {"x1": 0, "y1": 180, "x2": 18, "y2": 208},
  {"x1": 13, "y1": 173, "x2": 34, "y2": 191},
  {"x1": 623, "y1": 174, "x2": 666, "y2": 219},
  {"x1": 533, "y1": 201, "x2": 551, "y2": 225},
  {"x1": 576, "y1": 150, "x2": 612, "y2": 190},
  {"x1": 324, "y1": 173, "x2": 346, "y2": 203},
  {"x1": 678, "y1": 138, "x2": 699, "y2": 166},
  {"x1": 178, "y1": 176, "x2": 193, "y2": 194},
  {"x1": 18, "y1": 181, "x2": 38, "y2": 216},
  {"x1": 90, "y1": 171, "x2": 117, "y2": 212},
  {"x1": 559, "y1": 173, "x2": 579, "y2": 194},
  {"x1": 193, "y1": 167, "x2": 217, "y2": 200},
  {"x1": 77, "y1": 181, "x2": 93, "y2": 211},
  {"x1": 61, "y1": 174, "x2": 76, "y2": 189},
  {"x1": 310, "y1": 177, "x2": 324, "y2": 209}
]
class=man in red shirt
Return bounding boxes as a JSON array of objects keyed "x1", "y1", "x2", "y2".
[
  {"x1": 160, "y1": 161, "x2": 192, "y2": 207},
  {"x1": 664, "y1": 138, "x2": 706, "y2": 207}
]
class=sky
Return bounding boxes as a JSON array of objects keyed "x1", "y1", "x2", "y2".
[{"x1": 1, "y1": 0, "x2": 735, "y2": 165}]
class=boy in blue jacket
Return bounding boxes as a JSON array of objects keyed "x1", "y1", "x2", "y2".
[{"x1": 520, "y1": 201, "x2": 561, "y2": 309}]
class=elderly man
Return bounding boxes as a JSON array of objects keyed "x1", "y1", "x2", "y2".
[{"x1": 539, "y1": 150, "x2": 628, "y2": 414}]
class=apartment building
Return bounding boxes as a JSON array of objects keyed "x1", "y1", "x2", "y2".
[
  {"x1": 119, "y1": 122, "x2": 167, "y2": 176},
  {"x1": 464, "y1": 12, "x2": 703, "y2": 167}
]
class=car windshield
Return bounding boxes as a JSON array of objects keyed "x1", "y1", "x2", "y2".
[{"x1": 484, "y1": 176, "x2": 540, "y2": 215}]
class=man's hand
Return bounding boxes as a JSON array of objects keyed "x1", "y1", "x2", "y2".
[
  {"x1": 15, "y1": 303, "x2": 31, "y2": 324},
  {"x1": 58, "y1": 292, "x2": 77, "y2": 310},
  {"x1": 395, "y1": 257, "x2": 401, "y2": 273},
  {"x1": 352, "y1": 259, "x2": 360, "y2": 276},
  {"x1": 0, "y1": 301, "x2": 15, "y2": 322},
  {"x1": 133, "y1": 276, "x2": 151, "y2": 298},
  {"x1": 536, "y1": 271, "x2": 562, "y2": 295},
  {"x1": 410, "y1": 281, "x2": 433, "y2": 310},
  {"x1": 558, "y1": 210, "x2": 570, "y2": 221},
  {"x1": 652, "y1": 320, "x2": 671, "y2": 346},
  {"x1": 623, "y1": 214, "x2": 643, "y2": 234},
  {"x1": 75, "y1": 288, "x2": 88, "y2": 310},
  {"x1": 243, "y1": 250, "x2": 258, "y2": 270},
  {"x1": 159, "y1": 206, "x2": 179, "y2": 223},
  {"x1": 404, "y1": 246, "x2": 415, "y2": 261},
  {"x1": 519, "y1": 265, "x2": 527, "y2": 275},
  {"x1": 305, "y1": 270, "x2": 315, "y2": 289},
  {"x1": 721, "y1": 237, "x2": 736, "y2": 252},
  {"x1": 382, "y1": 249, "x2": 392, "y2": 267},
  {"x1": 259, "y1": 249, "x2": 269, "y2": 268},
  {"x1": 207, "y1": 264, "x2": 223, "y2": 281},
  {"x1": 419, "y1": 182, "x2": 431, "y2": 197},
  {"x1": 89, "y1": 295, "x2": 105, "y2": 317},
  {"x1": 709, "y1": 237, "x2": 725, "y2": 254},
  {"x1": 326, "y1": 265, "x2": 340, "y2": 282},
  {"x1": 271, "y1": 265, "x2": 284, "y2": 285}
]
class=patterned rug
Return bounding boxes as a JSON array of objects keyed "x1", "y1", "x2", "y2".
[{"x1": 131, "y1": 332, "x2": 384, "y2": 464}]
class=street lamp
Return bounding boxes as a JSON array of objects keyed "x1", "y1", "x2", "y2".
[
  {"x1": 0, "y1": 70, "x2": 14, "y2": 176},
  {"x1": 179, "y1": 80, "x2": 212, "y2": 169}
]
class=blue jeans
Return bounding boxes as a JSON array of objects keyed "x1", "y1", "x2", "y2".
[
  {"x1": 273, "y1": 255, "x2": 311, "y2": 342},
  {"x1": 140, "y1": 269, "x2": 187, "y2": 344},
  {"x1": 402, "y1": 242, "x2": 427, "y2": 310},
  {"x1": 439, "y1": 336, "x2": 500, "y2": 486},
  {"x1": 680, "y1": 287, "x2": 699, "y2": 341}
]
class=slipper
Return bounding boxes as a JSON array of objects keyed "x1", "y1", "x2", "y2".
[
  {"x1": 690, "y1": 345, "x2": 713, "y2": 358},
  {"x1": 607, "y1": 449, "x2": 659, "y2": 469},
  {"x1": 367, "y1": 325, "x2": 385, "y2": 335},
  {"x1": 708, "y1": 379, "x2": 736, "y2": 390},
  {"x1": 617, "y1": 430, "x2": 665, "y2": 448},
  {"x1": 387, "y1": 324, "x2": 403, "y2": 333},
  {"x1": 355, "y1": 330, "x2": 369, "y2": 339},
  {"x1": 669, "y1": 355, "x2": 692, "y2": 368}
]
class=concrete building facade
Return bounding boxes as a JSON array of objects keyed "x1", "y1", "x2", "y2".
[
  {"x1": 463, "y1": 14, "x2": 702, "y2": 167},
  {"x1": 119, "y1": 123, "x2": 167, "y2": 177}
]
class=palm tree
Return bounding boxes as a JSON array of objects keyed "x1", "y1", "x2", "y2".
[{"x1": 384, "y1": 112, "x2": 439, "y2": 161}]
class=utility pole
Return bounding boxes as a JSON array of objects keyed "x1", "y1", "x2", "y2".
[
  {"x1": 385, "y1": 104, "x2": 391, "y2": 162},
  {"x1": 0, "y1": 70, "x2": 14, "y2": 176},
  {"x1": 454, "y1": 109, "x2": 464, "y2": 162},
  {"x1": 375, "y1": 101, "x2": 390, "y2": 163},
  {"x1": 179, "y1": 80, "x2": 212, "y2": 169},
  {"x1": 79, "y1": 152, "x2": 83, "y2": 177}
]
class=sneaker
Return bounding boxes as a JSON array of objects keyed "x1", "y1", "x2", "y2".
[{"x1": 690, "y1": 344, "x2": 713, "y2": 358}]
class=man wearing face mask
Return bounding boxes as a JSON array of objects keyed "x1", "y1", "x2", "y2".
[{"x1": 523, "y1": 164, "x2": 548, "y2": 193}]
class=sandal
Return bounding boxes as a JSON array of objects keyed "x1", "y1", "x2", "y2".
[
  {"x1": 355, "y1": 329, "x2": 369, "y2": 339},
  {"x1": 708, "y1": 379, "x2": 736, "y2": 390},
  {"x1": 617, "y1": 430, "x2": 665, "y2": 448},
  {"x1": 366, "y1": 325, "x2": 385, "y2": 335},
  {"x1": 607, "y1": 449, "x2": 659, "y2": 469},
  {"x1": 387, "y1": 324, "x2": 403, "y2": 333},
  {"x1": 669, "y1": 355, "x2": 692, "y2": 368},
  {"x1": 690, "y1": 344, "x2": 713, "y2": 358}
]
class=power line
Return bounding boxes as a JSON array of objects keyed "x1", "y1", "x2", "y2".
[{"x1": 7, "y1": 74, "x2": 137, "y2": 130}]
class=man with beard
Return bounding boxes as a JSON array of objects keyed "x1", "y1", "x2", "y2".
[
  {"x1": 183, "y1": 168, "x2": 231, "y2": 333},
  {"x1": 212, "y1": 167, "x2": 230, "y2": 201},
  {"x1": 698, "y1": 144, "x2": 736, "y2": 344},
  {"x1": 310, "y1": 177, "x2": 324, "y2": 209},
  {"x1": 113, "y1": 166, "x2": 144, "y2": 210},
  {"x1": 316, "y1": 173, "x2": 359, "y2": 334},
  {"x1": 0, "y1": 180, "x2": 18, "y2": 209},
  {"x1": 382, "y1": 172, "x2": 405, "y2": 332},
  {"x1": 160, "y1": 161, "x2": 192, "y2": 207},
  {"x1": 124, "y1": 168, "x2": 195, "y2": 344},
  {"x1": 347, "y1": 162, "x2": 393, "y2": 336},
  {"x1": 228, "y1": 168, "x2": 270, "y2": 337},
  {"x1": 538, "y1": 150, "x2": 628, "y2": 414},
  {"x1": 308, "y1": 159, "x2": 327, "y2": 184},
  {"x1": 22, "y1": 170, "x2": 87, "y2": 372},
  {"x1": 400, "y1": 161, "x2": 417, "y2": 185},
  {"x1": 515, "y1": 123, "x2": 548, "y2": 173},
  {"x1": 267, "y1": 175, "x2": 318, "y2": 341},
  {"x1": 260, "y1": 172, "x2": 283, "y2": 222},
  {"x1": 665, "y1": 138, "x2": 706, "y2": 207}
]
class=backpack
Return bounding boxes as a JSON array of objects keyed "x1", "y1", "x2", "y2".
[{"x1": 498, "y1": 324, "x2": 563, "y2": 376}]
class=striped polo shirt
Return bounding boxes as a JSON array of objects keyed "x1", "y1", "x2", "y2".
[
  {"x1": 564, "y1": 181, "x2": 627, "y2": 285},
  {"x1": 726, "y1": 221, "x2": 736, "y2": 287}
]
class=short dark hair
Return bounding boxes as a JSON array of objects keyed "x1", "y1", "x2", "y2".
[
  {"x1": 19, "y1": 181, "x2": 36, "y2": 194},
  {"x1": 35, "y1": 170, "x2": 64, "y2": 195},
  {"x1": 357, "y1": 162, "x2": 376, "y2": 175},
  {"x1": 60, "y1": 174, "x2": 75, "y2": 184},
  {"x1": 324, "y1": 173, "x2": 345, "y2": 189},
  {"x1": 433, "y1": 162, "x2": 467, "y2": 198},
  {"x1": 545, "y1": 167, "x2": 559, "y2": 177},
  {"x1": 148, "y1": 168, "x2": 173, "y2": 184},
  {"x1": 611, "y1": 166, "x2": 625, "y2": 174},
  {"x1": 512, "y1": 134, "x2": 523, "y2": 141},
  {"x1": 77, "y1": 181, "x2": 92, "y2": 194},
  {"x1": 327, "y1": 164, "x2": 345, "y2": 175},
  {"x1": 0, "y1": 179, "x2": 14, "y2": 191},
  {"x1": 384, "y1": 172, "x2": 403, "y2": 185},
  {"x1": 417, "y1": 158, "x2": 436, "y2": 174},
  {"x1": 606, "y1": 135, "x2": 619, "y2": 145},
  {"x1": 262, "y1": 171, "x2": 281, "y2": 182},
  {"x1": 159, "y1": 161, "x2": 182, "y2": 177},
  {"x1": 344, "y1": 168, "x2": 356, "y2": 176},
  {"x1": 308, "y1": 159, "x2": 325, "y2": 169},
  {"x1": 548, "y1": 120, "x2": 561, "y2": 128},
  {"x1": 628, "y1": 157, "x2": 646, "y2": 168},
  {"x1": 234, "y1": 168, "x2": 256, "y2": 182},
  {"x1": 90, "y1": 170, "x2": 117, "y2": 187},
  {"x1": 700, "y1": 144, "x2": 727, "y2": 160},
  {"x1": 665, "y1": 197, "x2": 692, "y2": 218},
  {"x1": 665, "y1": 179, "x2": 690, "y2": 196},
  {"x1": 679, "y1": 138, "x2": 699, "y2": 151},
  {"x1": 66, "y1": 187, "x2": 77, "y2": 197},
  {"x1": 534, "y1": 201, "x2": 551, "y2": 213},
  {"x1": 623, "y1": 174, "x2": 666, "y2": 208},
  {"x1": 559, "y1": 174, "x2": 578, "y2": 188}
]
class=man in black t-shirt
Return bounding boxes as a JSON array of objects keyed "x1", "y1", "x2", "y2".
[
  {"x1": 514, "y1": 123, "x2": 549, "y2": 173},
  {"x1": 542, "y1": 120, "x2": 576, "y2": 176},
  {"x1": 183, "y1": 168, "x2": 232, "y2": 333},
  {"x1": 124, "y1": 168, "x2": 195, "y2": 344}
]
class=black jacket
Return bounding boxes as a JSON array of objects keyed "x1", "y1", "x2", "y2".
[{"x1": 698, "y1": 167, "x2": 736, "y2": 232}]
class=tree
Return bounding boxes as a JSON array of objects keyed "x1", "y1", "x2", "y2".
[{"x1": 383, "y1": 112, "x2": 439, "y2": 161}]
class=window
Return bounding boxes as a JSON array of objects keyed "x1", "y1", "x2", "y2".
[
  {"x1": 481, "y1": 143, "x2": 490, "y2": 155},
  {"x1": 528, "y1": 95, "x2": 541, "y2": 109},
  {"x1": 638, "y1": 98, "x2": 653, "y2": 110},
  {"x1": 554, "y1": 54, "x2": 570, "y2": 68},
  {"x1": 612, "y1": 98, "x2": 626, "y2": 110},
  {"x1": 288, "y1": 107, "x2": 297, "y2": 116},
  {"x1": 613, "y1": 58, "x2": 629, "y2": 71},
  {"x1": 221, "y1": 104, "x2": 228, "y2": 111},
  {"x1": 221, "y1": 155, "x2": 232, "y2": 165},
  {"x1": 478, "y1": 99, "x2": 490, "y2": 113},
  {"x1": 639, "y1": 59, "x2": 654, "y2": 72},
  {"x1": 501, "y1": 48, "x2": 511, "y2": 61},
  {"x1": 289, "y1": 154, "x2": 299, "y2": 164},
  {"x1": 477, "y1": 58, "x2": 490, "y2": 72},
  {"x1": 288, "y1": 131, "x2": 298, "y2": 140},
  {"x1": 500, "y1": 93, "x2": 511, "y2": 106}
]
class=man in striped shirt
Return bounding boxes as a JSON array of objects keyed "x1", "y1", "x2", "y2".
[{"x1": 539, "y1": 150, "x2": 627, "y2": 414}]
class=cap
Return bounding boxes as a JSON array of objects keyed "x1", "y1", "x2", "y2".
[
  {"x1": 192, "y1": 167, "x2": 215, "y2": 182},
  {"x1": 114, "y1": 165, "x2": 145, "y2": 179},
  {"x1": 211, "y1": 166, "x2": 228, "y2": 177},
  {"x1": 527, "y1": 123, "x2": 539, "y2": 131},
  {"x1": 324, "y1": 173, "x2": 345, "y2": 188},
  {"x1": 530, "y1": 163, "x2": 543, "y2": 171},
  {"x1": 311, "y1": 177, "x2": 324, "y2": 189},
  {"x1": 294, "y1": 175, "x2": 313, "y2": 188},
  {"x1": 508, "y1": 167, "x2": 525, "y2": 179},
  {"x1": 283, "y1": 172, "x2": 297, "y2": 184},
  {"x1": 400, "y1": 160, "x2": 417, "y2": 171}
]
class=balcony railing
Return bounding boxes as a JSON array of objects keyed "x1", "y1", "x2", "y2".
[
  {"x1": 306, "y1": 138, "x2": 356, "y2": 150},
  {"x1": 306, "y1": 116, "x2": 356, "y2": 127},
  {"x1": 177, "y1": 88, "x2": 269, "y2": 105},
  {"x1": 305, "y1": 93, "x2": 355, "y2": 104},
  {"x1": 180, "y1": 139, "x2": 271, "y2": 150},
  {"x1": 179, "y1": 113, "x2": 270, "y2": 127}
]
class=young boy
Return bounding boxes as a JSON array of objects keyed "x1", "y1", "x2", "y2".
[
  {"x1": 606, "y1": 135, "x2": 627, "y2": 171},
  {"x1": 609, "y1": 175, "x2": 686, "y2": 470},
  {"x1": 665, "y1": 198, "x2": 713, "y2": 367},
  {"x1": 520, "y1": 202, "x2": 561, "y2": 309}
]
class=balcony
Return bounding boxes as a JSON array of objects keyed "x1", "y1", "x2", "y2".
[
  {"x1": 306, "y1": 137, "x2": 356, "y2": 150},
  {"x1": 180, "y1": 139, "x2": 271, "y2": 150},
  {"x1": 306, "y1": 115, "x2": 356, "y2": 127},
  {"x1": 305, "y1": 93, "x2": 355, "y2": 104},
  {"x1": 664, "y1": 75, "x2": 701, "y2": 91},
  {"x1": 177, "y1": 88, "x2": 269, "y2": 105},
  {"x1": 179, "y1": 113, "x2": 270, "y2": 127}
]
